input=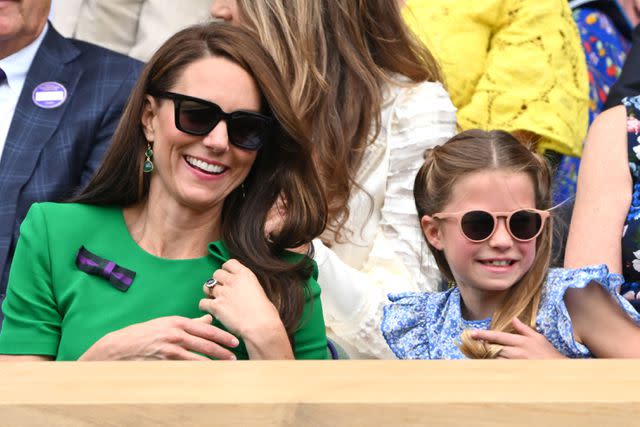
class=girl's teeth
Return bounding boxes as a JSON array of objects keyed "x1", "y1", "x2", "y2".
[
  {"x1": 185, "y1": 156, "x2": 225, "y2": 174},
  {"x1": 486, "y1": 260, "x2": 510, "y2": 266}
]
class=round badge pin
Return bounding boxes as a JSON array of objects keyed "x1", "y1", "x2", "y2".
[{"x1": 32, "y1": 81, "x2": 67, "y2": 109}]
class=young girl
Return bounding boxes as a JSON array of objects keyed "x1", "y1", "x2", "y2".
[{"x1": 382, "y1": 129, "x2": 640, "y2": 359}]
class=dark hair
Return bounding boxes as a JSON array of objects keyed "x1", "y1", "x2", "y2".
[
  {"x1": 413, "y1": 129, "x2": 552, "y2": 358},
  {"x1": 73, "y1": 22, "x2": 328, "y2": 338}
]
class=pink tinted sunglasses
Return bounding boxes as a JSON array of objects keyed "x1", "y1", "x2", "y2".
[{"x1": 432, "y1": 209, "x2": 550, "y2": 242}]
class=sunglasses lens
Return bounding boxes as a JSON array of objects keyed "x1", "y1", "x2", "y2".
[
  {"x1": 178, "y1": 100, "x2": 220, "y2": 135},
  {"x1": 460, "y1": 211, "x2": 494, "y2": 241},
  {"x1": 228, "y1": 114, "x2": 271, "y2": 150},
  {"x1": 509, "y1": 210, "x2": 542, "y2": 240}
]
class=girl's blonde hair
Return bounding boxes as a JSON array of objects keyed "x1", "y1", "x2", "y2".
[
  {"x1": 413, "y1": 129, "x2": 553, "y2": 359},
  {"x1": 234, "y1": 0, "x2": 442, "y2": 240}
]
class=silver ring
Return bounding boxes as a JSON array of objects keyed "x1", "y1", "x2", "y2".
[{"x1": 204, "y1": 278, "x2": 219, "y2": 289}]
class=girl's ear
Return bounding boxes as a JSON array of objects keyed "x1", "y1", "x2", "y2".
[
  {"x1": 421, "y1": 215, "x2": 444, "y2": 250},
  {"x1": 141, "y1": 95, "x2": 158, "y2": 142}
]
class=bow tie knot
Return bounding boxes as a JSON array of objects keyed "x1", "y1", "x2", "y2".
[{"x1": 75, "y1": 246, "x2": 136, "y2": 292}]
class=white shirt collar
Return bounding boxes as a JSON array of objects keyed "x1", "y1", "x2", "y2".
[{"x1": 0, "y1": 23, "x2": 49, "y2": 93}]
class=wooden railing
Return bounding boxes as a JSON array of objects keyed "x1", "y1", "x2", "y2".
[{"x1": 0, "y1": 360, "x2": 638, "y2": 426}]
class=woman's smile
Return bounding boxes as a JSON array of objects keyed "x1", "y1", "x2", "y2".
[{"x1": 184, "y1": 155, "x2": 229, "y2": 176}]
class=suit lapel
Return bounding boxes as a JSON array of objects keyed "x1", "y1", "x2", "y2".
[
  {"x1": 0, "y1": 25, "x2": 81, "y2": 276},
  {"x1": 0, "y1": 25, "x2": 81, "y2": 186}
]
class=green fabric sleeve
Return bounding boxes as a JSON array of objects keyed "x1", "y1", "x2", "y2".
[
  {"x1": 0, "y1": 204, "x2": 61, "y2": 356},
  {"x1": 292, "y1": 263, "x2": 330, "y2": 360}
]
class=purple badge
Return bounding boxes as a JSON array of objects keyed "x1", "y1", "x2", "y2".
[{"x1": 32, "y1": 81, "x2": 67, "y2": 109}]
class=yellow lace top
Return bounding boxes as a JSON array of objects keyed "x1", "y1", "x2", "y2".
[{"x1": 404, "y1": 0, "x2": 590, "y2": 156}]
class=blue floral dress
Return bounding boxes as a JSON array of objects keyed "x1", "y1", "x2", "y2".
[
  {"x1": 621, "y1": 95, "x2": 640, "y2": 309},
  {"x1": 381, "y1": 265, "x2": 640, "y2": 359},
  {"x1": 553, "y1": 8, "x2": 631, "y2": 204}
]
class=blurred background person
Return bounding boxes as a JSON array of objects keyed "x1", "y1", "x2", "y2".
[
  {"x1": 606, "y1": 21, "x2": 640, "y2": 107},
  {"x1": 50, "y1": 0, "x2": 211, "y2": 61},
  {"x1": 553, "y1": 0, "x2": 638, "y2": 203},
  {"x1": 211, "y1": 0, "x2": 457, "y2": 358},
  {"x1": 404, "y1": 0, "x2": 588, "y2": 159},
  {"x1": 566, "y1": 94, "x2": 640, "y2": 311}
]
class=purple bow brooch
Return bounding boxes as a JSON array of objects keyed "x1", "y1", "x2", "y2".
[{"x1": 75, "y1": 246, "x2": 136, "y2": 292}]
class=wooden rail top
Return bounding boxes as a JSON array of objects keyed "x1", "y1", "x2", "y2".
[{"x1": 0, "y1": 360, "x2": 638, "y2": 426}]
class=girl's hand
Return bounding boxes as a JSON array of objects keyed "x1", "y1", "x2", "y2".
[
  {"x1": 79, "y1": 315, "x2": 239, "y2": 361},
  {"x1": 469, "y1": 318, "x2": 566, "y2": 359},
  {"x1": 199, "y1": 259, "x2": 293, "y2": 359}
]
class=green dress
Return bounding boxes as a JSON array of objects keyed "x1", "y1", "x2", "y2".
[{"x1": 0, "y1": 203, "x2": 328, "y2": 360}]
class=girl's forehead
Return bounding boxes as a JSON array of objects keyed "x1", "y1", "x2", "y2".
[{"x1": 445, "y1": 170, "x2": 536, "y2": 211}]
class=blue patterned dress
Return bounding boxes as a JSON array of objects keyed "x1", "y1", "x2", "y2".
[
  {"x1": 620, "y1": 95, "x2": 640, "y2": 309},
  {"x1": 553, "y1": 8, "x2": 631, "y2": 204},
  {"x1": 382, "y1": 265, "x2": 640, "y2": 359}
]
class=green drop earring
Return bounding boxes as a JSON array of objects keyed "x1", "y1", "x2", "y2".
[{"x1": 143, "y1": 143, "x2": 154, "y2": 173}]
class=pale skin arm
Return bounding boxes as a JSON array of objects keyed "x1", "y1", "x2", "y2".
[
  {"x1": 199, "y1": 259, "x2": 294, "y2": 360},
  {"x1": 564, "y1": 105, "x2": 631, "y2": 272},
  {"x1": 565, "y1": 282, "x2": 640, "y2": 357},
  {"x1": 0, "y1": 315, "x2": 240, "y2": 362},
  {"x1": 0, "y1": 355, "x2": 53, "y2": 361}
]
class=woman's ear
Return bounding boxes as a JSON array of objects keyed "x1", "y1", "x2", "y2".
[
  {"x1": 421, "y1": 215, "x2": 444, "y2": 250},
  {"x1": 141, "y1": 95, "x2": 157, "y2": 142}
]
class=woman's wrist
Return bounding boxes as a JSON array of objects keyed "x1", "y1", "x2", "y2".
[
  {"x1": 242, "y1": 318, "x2": 294, "y2": 360},
  {"x1": 78, "y1": 331, "x2": 118, "y2": 361},
  {"x1": 78, "y1": 336, "x2": 108, "y2": 361}
]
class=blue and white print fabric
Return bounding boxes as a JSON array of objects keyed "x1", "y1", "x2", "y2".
[{"x1": 382, "y1": 265, "x2": 640, "y2": 359}]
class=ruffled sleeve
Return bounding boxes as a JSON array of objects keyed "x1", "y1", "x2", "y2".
[
  {"x1": 381, "y1": 291, "x2": 441, "y2": 359},
  {"x1": 538, "y1": 265, "x2": 640, "y2": 357}
]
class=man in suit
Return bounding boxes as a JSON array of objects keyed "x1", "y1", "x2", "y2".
[{"x1": 0, "y1": 0, "x2": 143, "y2": 317}]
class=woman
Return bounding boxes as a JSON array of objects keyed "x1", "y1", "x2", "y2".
[
  {"x1": 554, "y1": 0, "x2": 637, "y2": 204},
  {"x1": 403, "y1": 0, "x2": 588, "y2": 157},
  {"x1": 0, "y1": 23, "x2": 329, "y2": 361},
  {"x1": 565, "y1": 95, "x2": 640, "y2": 311},
  {"x1": 210, "y1": 0, "x2": 457, "y2": 358}
]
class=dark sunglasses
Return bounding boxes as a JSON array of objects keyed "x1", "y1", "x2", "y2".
[
  {"x1": 150, "y1": 91, "x2": 274, "y2": 151},
  {"x1": 433, "y1": 209, "x2": 550, "y2": 242}
]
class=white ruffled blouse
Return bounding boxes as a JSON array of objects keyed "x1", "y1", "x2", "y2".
[{"x1": 313, "y1": 79, "x2": 457, "y2": 359}]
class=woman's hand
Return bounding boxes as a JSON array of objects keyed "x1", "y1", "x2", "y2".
[
  {"x1": 264, "y1": 196, "x2": 309, "y2": 254},
  {"x1": 79, "y1": 314, "x2": 239, "y2": 361},
  {"x1": 469, "y1": 318, "x2": 565, "y2": 359},
  {"x1": 199, "y1": 259, "x2": 294, "y2": 359},
  {"x1": 264, "y1": 195, "x2": 287, "y2": 240}
]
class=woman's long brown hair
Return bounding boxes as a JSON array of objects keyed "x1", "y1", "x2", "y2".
[
  {"x1": 235, "y1": 0, "x2": 442, "y2": 241},
  {"x1": 72, "y1": 23, "x2": 328, "y2": 339},
  {"x1": 413, "y1": 129, "x2": 553, "y2": 359}
]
